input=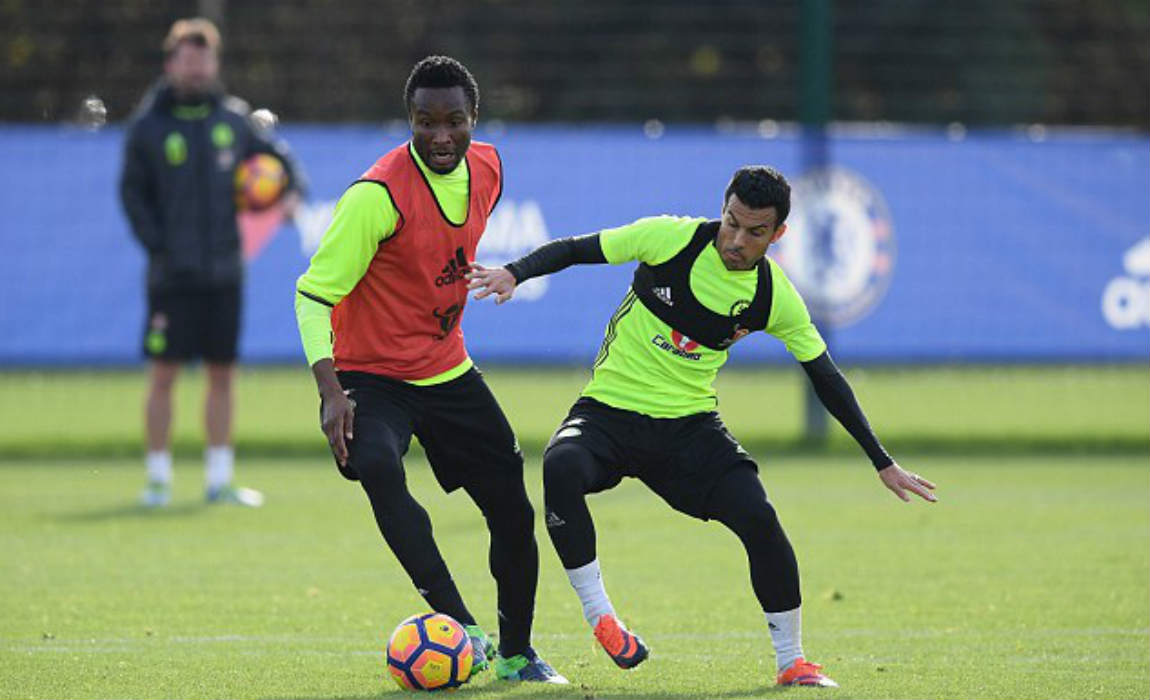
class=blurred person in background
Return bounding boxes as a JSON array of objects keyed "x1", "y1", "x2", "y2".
[
  {"x1": 467, "y1": 165, "x2": 938, "y2": 688},
  {"x1": 120, "y1": 17, "x2": 305, "y2": 508},
  {"x1": 294, "y1": 56, "x2": 565, "y2": 684}
]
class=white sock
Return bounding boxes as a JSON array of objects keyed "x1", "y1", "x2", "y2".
[
  {"x1": 204, "y1": 445, "x2": 234, "y2": 491},
  {"x1": 146, "y1": 450, "x2": 173, "y2": 485},
  {"x1": 765, "y1": 606, "x2": 804, "y2": 671},
  {"x1": 565, "y1": 559, "x2": 616, "y2": 628}
]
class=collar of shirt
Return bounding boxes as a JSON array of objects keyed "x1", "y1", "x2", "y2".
[{"x1": 407, "y1": 141, "x2": 470, "y2": 184}]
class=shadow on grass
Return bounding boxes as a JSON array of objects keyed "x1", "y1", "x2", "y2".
[
  {"x1": 264, "y1": 680, "x2": 790, "y2": 700},
  {"x1": 53, "y1": 501, "x2": 209, "y2": 523}
]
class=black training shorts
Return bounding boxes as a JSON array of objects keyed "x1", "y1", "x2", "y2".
[
  {"x1": 332, "y1": 367, "x2": 523, "y2": 492},
  {"x1": 544, "y1": 396, "x2": 757, "y2": 519},
  {"x1": 143, "y1": 285, "x2": 241, "y2": 363}
]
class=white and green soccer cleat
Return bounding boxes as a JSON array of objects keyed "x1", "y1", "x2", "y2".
[
  {"x1": 140, "y1": 481, "x2": 171, "y2": 508},
  {"x1": 495, "y1": 647, "x2": 568, "y2": 684},
  {"x1": 464, "y1": 625, "x2": 495, "y2": 676},
  {"x1": 205, "y1": 484, "x2": 264, "y2": 507}
]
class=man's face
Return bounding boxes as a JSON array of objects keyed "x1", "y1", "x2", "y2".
[
  {"x1": 164, "y1": 41, "x2": 219, "y2": 99},
  {"x1": 409, "y1": 87, "x2": 476, "y2": 174},
  {"x1": 715, "y1": 193, "x2": 787, "y2": 271}
]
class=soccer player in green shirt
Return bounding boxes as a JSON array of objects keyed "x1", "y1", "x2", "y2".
[{"x1": 467, "y1": 165, "x2": 938, "y2": 688}]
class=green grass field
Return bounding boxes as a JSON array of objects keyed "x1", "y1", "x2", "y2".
[
  {"x1": 0, "y1": 364, "x2": 1146, "y2": 456},
  {"x1": 1, "y1": 365, "x2": 1147, "y2": 699},
  {"x1": 1, "y1": 455, "x2": 1147, "y2": 699}
]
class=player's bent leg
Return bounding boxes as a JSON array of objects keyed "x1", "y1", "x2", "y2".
[
  {"x1": 542, "y1": 441, "x2": 605, "y2": 569},
  {"x1": 543, "y1": 442, "x2": 648, "y2": 669},
  {"x1": 705, "y1": 466, "x2": 836, "y2": 686},
  {"x1": 351, "y1": 418, "x2": 477, "y2": 631},
  {"x1": 706, "y1": 467, "x2": 801, "y2": 613},
  {"x1": 462, "y1": 472, "x2": 538, "y2": 662}
]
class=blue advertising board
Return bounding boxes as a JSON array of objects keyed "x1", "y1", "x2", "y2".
[{"x1": 0, "y1": 124, "x2": 1146, "y2": 365}]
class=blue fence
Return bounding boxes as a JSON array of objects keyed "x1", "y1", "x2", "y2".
[{"x1": 1, "y1": 124, "x2": 1146, "y2": 366}]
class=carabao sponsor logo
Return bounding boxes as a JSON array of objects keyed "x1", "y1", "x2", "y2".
[
  {"x1": 651, "y1": 333, "x2": 702, "y2": 360},
  {"x1": 670, "y1": 330, "x2": 700, "y2": 352},
  {"x1": 1102, "y1": 237, "x2": 1150, "y2": 330},
  {"x1": 775, "y1": 167, "x2": 895, "y2": 327},
  {"x1": 476, "y1": 200, "x2": 551, "y2": 301}
]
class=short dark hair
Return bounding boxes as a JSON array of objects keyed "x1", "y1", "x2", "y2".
[
  {"x1": 404, "y1": 56, "x2": 479, "y2": 114},
  {"x1": 724, "y1": 166, "x2": 791, "y2": 224}
]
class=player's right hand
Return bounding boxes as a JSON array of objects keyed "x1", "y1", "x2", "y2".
[
  {"x1": 320, "y1": 387, "x2": 356, "y2": 467},
  {"x1": 466, "y1": 263, "x2": 517, "y2": 304}
]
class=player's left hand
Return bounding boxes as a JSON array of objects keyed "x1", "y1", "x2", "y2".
[
  {"x1": 466, "y1": 263, "x2": 517, "y2": 304},
  {"x1": 878, "y1": 462, "x2": 938, "y2": 503}
]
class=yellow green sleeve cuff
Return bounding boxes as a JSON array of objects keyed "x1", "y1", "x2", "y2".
[{"x1": 295, "y1": 292, "x2": 334, "y2": 367}]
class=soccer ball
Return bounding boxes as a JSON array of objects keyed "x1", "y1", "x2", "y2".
[
  {"x1": 234, "y1": 153, "x2": 287, "y2": 211},
  {"x1": 386, "y1": 612, "x2": 474, "y2": 691}
]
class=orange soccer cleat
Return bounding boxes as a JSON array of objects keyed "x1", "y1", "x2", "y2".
[
  {"x1": 593, "y1": 614, "x2": 649, "y2": 669},
  {"x1": 776, "y1": 658, "x2": 839, "y2": 687}
]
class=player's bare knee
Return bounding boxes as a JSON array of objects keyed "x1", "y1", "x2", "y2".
[
  {"x1": 205, "y1": 362, "x2": 234, "y2": 389},
  {"x1": 150, "y1": 362, "x2": 180, "y2": 391}
]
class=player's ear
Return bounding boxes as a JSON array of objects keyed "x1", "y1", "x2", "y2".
[{"x1": 769, "y1": 223, "x2": 788, "y2": 244}]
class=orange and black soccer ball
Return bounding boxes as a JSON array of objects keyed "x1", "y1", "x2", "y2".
[{"x1": 385, "y1": 612, "x2": 473, "y2": 691}]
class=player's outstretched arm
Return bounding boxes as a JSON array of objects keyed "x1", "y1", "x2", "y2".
[
  {"x1": 467, "y1": 233, "x2": 607, "y2": 304},
  {"x1": 466, "y1": 263, "x2": 518, "y2": 304},
  {"x1": 800, "y1": 351, "x2": 938, "y2": 503}
]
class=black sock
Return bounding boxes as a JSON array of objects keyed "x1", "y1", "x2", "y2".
[{"x1": 465, "y1": 476, "x2": 538, "y2": 657}]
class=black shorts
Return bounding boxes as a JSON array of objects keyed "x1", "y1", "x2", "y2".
[
  {"x1": 333, "y1": 367, "x2": 523, "y2": 493},
  {"x1": 544, "y1": 397, "x2": 757, "y2": 519},
  {"x1": 143, "y1": 285, "x2": 241, "y2": 363}
]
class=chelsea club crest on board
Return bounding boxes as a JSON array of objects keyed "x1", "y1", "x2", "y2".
[{"x1": 774, "y1": 167, "x2": 896, "y2": 328}]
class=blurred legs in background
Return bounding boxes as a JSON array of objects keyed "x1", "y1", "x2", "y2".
[
  {"x1": 140, "y1": 359, "x2": 261, "y2": 507},
  {"x1": 141, "y1": 360, "x2": 178, "y2": 507},
  {"x1": 203, "y1": 361, "x2": 261, "y2": 506}
]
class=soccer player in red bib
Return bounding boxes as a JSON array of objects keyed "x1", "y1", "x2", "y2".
[{"x1": 294, "y1": 56, "x2": 565, "y2": 684}]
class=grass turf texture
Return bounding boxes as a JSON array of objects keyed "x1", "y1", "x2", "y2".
[
  {"x1": 0, "y1": 364, "x2": 1146, "y2": 457},
  {"x1": 2, "y1": 455, "x2": 1147, "y2": 699}
]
